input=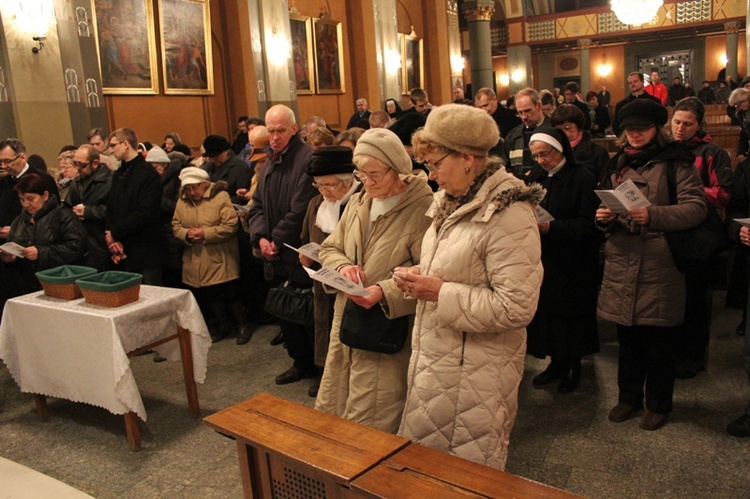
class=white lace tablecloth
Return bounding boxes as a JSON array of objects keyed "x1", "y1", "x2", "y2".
[{"x1": 0, "y1": 285, "x2": 211, "y2": 421}]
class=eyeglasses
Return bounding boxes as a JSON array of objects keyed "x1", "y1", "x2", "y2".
[
  {"x1": 72, "y1": 161, "x2": 91, "y2": 168},
  {"x1": 423, "y1": 151, "x2": 453, "y2": 173},
  {"x1": 0, "y1": 154, "x2": 21, "y2": 166},
  {"x1": 353, "y1": 168, "x2": 389, "y2": 182},
  {"x1": 312, "y1": 180, "x2": 341, "y2": 191},
  {"x1": 531, "y1": 149, "x2": 555, "y2": 161}
]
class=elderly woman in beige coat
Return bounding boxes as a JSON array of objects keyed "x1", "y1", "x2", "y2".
[
  {"x1": 393, "y1": 104, "x2": 544, "y2": 470},
  {"x1": 315, "y1": 128, "x2": 433, "y2": 433},
  {"x1": 172, "y1": 167, "x2": 250, "y2": 344}
]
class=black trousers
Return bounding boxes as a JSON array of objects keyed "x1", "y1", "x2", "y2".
[
  {"x1": 676, "y1": 263, "x2": 713, "y2": 368},
  {"x1": 617, "y1": 324, "x2": 678, "y2": 414}
]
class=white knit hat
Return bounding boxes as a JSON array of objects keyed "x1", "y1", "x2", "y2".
[
  {"x1": 353, "y1": 128, "x2": 412, "y2": 175},
  {"x1": 179, "y1": 166, "x2": 209, "y2": 186},
  {"x1": 146, "y1": 146, "x2": 170, "y2": 164}
]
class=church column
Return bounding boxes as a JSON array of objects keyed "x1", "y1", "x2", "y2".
[
  {"x1": 370, "y1": 0, "x2": 400, "y2": 105},
  {"x1": 507, "y1": 45, "x2": 532, "y2": 93},
  {"x1": 726, "y1": 21, "x2": 739, "y2": 83},
  {"x1": 578, "y1": 38, "x2": 591, "y2": 94},
  {"x1": 461, "y1": 0, "x2": 494, "y2": 94}
]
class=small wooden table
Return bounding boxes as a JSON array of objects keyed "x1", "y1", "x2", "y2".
[
  {"x1": 0, "y1": 286, "x2": 212, "y2": 451},
  {"x1": 204, "y1": 394, "x2": 582, "y2": 498}
]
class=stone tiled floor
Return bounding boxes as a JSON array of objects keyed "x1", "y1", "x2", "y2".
[{"x1": 1, "y1": 292, "x2": 749, "y2": 498}]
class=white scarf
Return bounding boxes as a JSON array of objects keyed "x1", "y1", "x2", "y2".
[{"x1": 315, "y1": 181, "x2": 360, "y2": 234}]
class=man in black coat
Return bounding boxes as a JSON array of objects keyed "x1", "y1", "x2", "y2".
[
  {"x1": 201, "y1": 134, "x2": 253, "y2": 204},
  {"x1": 64, "y1": 144, "x2": 113, "y2": 271},
  {"x1": 611, "y1": 72, "x2": 661, "y2": 135},
  {"x1": 598, "y1": 85, "x2": 611, "y2": 108},
  {"x1": 105, "y1": 128, "x2": 164, "y2": 285},
  {"x1": 346, "y1": 98, "x2": 372, "y2": 129},
  {"x1": 248, "y1": 104, "x2": 319, "y2": 385},
  {"x1": 562, "y1": 81, "x2": 591, "y2": 131}
]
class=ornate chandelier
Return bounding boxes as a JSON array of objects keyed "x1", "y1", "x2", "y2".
[{"x1": 611, "y1": 0, "x2": 663, "y2": 26}]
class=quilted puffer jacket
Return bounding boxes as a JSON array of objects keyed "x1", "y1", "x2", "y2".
[{"x1": 398, "y1": 167, "x2": 544, "y2": 470}]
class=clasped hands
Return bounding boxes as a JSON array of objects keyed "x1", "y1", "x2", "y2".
[{"x1": 392, "y1": 266, "x2": 442, "y2": 303}]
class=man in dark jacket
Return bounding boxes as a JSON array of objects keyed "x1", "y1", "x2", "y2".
[
  {"x1": 503, "y1": 87, "x2": 552, "y2": 182},
  {"x1": 64, "y1": 144, "x2": 113, "y2": 271},
  {"x1": 611, "y1": 72, "x2": 662, "y2": 135},
  {"x1": 346, "y1": 98, "x2": 372, "y2": 129},
  {"x1": 248, "y1": 104, "x2": 319, "y2": 385},
  {"x1": 474, "y1": 87, "x2": 522, "y2": 138},
  {"x1": 201, "y1": 134, "x2": 253, "y2": 204},
  {"x1": 105, "y1": 128, "x2": 164, "y2": 285},
  {"x1": 562, "y1": 81, "x2": 592, "y2": 131}
]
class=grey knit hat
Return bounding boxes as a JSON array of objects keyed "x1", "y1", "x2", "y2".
[
  {"x1": 353, "y1": 128, "x2": 412, "y2": 175},
  {"x1": 420, "y1": 104, "x2": 499, "y2": 157},
  {"x1": 145, "y1": 145, "x2": 170, "y2": 164}
]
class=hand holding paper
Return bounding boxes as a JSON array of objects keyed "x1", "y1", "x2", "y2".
[{"x1": 303, "y1": 266, "x2": 372, "y2": 297}]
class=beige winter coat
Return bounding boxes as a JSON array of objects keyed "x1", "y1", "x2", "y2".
[
  {"x1": 172, "y1": 182, "x2": 240, "y2": 288},
  {"x1": 314, "y1": 174, "x2": 433, "y2": 433},
  {"x1": 398, "y1": 168, "x2": 544, "y2": 470}
]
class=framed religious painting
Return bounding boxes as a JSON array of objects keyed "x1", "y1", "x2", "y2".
[
  {"x1": 91, "y1": 0, "x2": 159, "y2": 94},
  {"x1": 290, "y1": 14, "x2": 315, "y2": 94},
  {"x1": 158, "y1": 0, "x2": 214, "y2": 95},
  {"x1": 313, "y1": 18, "x2": 345, "y2": 94},
  {"x1": 402, "y1": 33, "x2": 423, "y2": 94}
]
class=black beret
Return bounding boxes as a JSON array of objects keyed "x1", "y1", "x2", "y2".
[
  {"x1": 306, "y1": 145, "x2": 355, "y2": 176},
  {"x1": 618, "y1": 98, "x2": 668, "y2": 128},
  {"x1": 202, "y1": 135, "x2": 231, "y2": 157}
]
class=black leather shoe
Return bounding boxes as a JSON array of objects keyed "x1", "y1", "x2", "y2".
[
  {"x1": 557, "y1": 365, "x2": 581, "y2": 394},
  {"x1": 308, "y1": 383, "x2": 320, "y2": 398},
  {"x1": 275, "y1": 366, "x2": 320, "y2": 385},
  {"x1": 532, "y1": 364, "x2": 562, "y2": 387},
  {"x1": 236, "y1": 325, "x2": 254, "y2": 345},
  {"x1": 269, "y1": 331, "x2": 285, "y2": 346}
]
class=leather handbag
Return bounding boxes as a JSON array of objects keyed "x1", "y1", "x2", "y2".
[
  {"x1": 264, "y1": 280, "x2": 313, "y2": 325},
  {"x1": 665, "y1": 163, "x2": 730, "y2": 272},
  {"x1": 339, "y1": 299, "x2": 409, "y2": 354}
]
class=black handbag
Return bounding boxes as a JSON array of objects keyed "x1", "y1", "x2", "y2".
[
  {"x1": 339, "y1": 299, "x2": 409, "y2": 354},
  {"x1": 664, "y1": 163, "x2": 730, "y2": 272},
  {"x1": 264, "y1": 280, "x2": 313, "y2": 325}
]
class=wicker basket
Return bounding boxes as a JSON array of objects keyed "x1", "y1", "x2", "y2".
[
  {"x1": 36, "y1": 265, "x2": 98, "y2": 300},
  {"x1": 75, "y1": 271, "x2": 143, "y2": 308}
]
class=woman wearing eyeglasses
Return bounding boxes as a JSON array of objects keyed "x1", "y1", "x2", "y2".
[
  {"x1": 525, "y1": 127, "x2": 601, "y2": 395},
  {"x1": 299, "y1": 146, "x2": 361, "y2": 398},
  {"x1": 393, "y1": 104, "x2": 544, "y2": 470},
  {"x1": 596, "y1": 98, "x2": 706, "y2": 431},
  {"x1": 315, "y1": 128, "x2": 432, "y2": 433}
]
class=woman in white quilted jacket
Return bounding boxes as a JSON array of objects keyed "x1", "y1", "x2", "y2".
[{"x1": 393, "y1": 104, "x2": 544, "y2": 470}]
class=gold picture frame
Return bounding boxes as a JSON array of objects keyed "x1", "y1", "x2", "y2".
[
  {"x1": 158, "y1": 0, "x2": 214, "y2": 95},
  {"x1": 402, "y1": 32, "x2": 424, "y2": 95},
  {"x1": 290, "y1": 14, "x2": 315, "y2": 95},
  {"x1": 91, "y1": 0, "x2": 159, "y2": 95},
  {"x1": 313, "y1": 18, "x2": 345, "y2": 94}
]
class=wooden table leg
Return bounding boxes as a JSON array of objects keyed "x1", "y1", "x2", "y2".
[
  {"x1": 124, "y1": 412, "x2": 141, "y2": 451},
  {"x1": 177, "y1": 326, "x2": 200, "y2": 418},
  {"x1": 33, "y1": 394, "x2": 49, "y2": 421}
]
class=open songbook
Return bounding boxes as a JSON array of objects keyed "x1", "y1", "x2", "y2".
[
  {"x1": 0, "y1": 242, "x2": 26, "y2": 258},
  {"x1": 303, "y1": 266, "x2": 373, "y2": 297},
  {"x1": 284, "y1": 242, "x2": 321, "y2": 263},
  {"x1": 594, "y1": 180, "x2": 650, "y2": 213}
]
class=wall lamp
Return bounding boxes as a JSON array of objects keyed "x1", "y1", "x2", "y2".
[{"x1": 32, "y1": 36, "x2": 46, "y2": 54}]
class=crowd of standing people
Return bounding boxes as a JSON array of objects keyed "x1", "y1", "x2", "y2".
[{"x1": 2, "y1": 74, "x2": 750, "y2": 473}]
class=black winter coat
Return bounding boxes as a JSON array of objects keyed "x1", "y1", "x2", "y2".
[
  {"x1": 6, "y1": 197, "x2": 86, "y2": 296},
  {"x1": 105, "y1": 154, "x2": 164, "y2": 272},
  {"x1": 247, "y1": 133, "x2": 317, "y2": 283},
  {"x1": 204, "y1": 151, "x2": 253, "y2": 204},
  {"x1": 64, "y1": 165, "x2": 113, "y2": 271}
]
